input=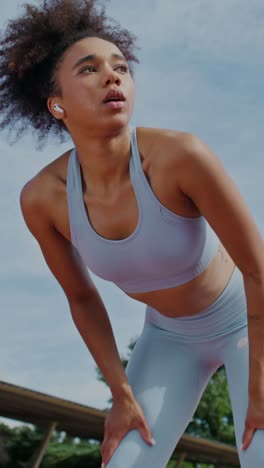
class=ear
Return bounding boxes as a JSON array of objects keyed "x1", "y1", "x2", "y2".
[{"x1": 47, "y1": 97, "x2": 64, "y2": 119}]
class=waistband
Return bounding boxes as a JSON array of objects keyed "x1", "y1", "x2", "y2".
[{"x1": 144, "y1": 266, "x2": 248, "y2": 342}]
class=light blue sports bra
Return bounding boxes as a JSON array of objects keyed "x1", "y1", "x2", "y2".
[{"x1": 67, "y1": 126, "x2": 220, "y2": 293}]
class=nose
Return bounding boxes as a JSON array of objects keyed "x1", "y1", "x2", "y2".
[{"x1": 103, "y1": 67, "x2": 121, "y2": 87}]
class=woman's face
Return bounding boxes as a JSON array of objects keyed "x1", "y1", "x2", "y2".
[{"x1": 49, "y1": 36, "x2": 135, "y2": 134}]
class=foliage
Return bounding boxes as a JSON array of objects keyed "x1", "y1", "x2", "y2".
[
  {"x1": 3, "y1": 424, "x2": 48, "y2": 468},
  {"x1": 40, "y1": 441, "x2": 101, "y2": 467},
  {"x1": 185, "y1": 366, "x2": 236, "y2": 445},
  {"x1": 0, "y1": 423, "x2": 102, "y2": 468}
]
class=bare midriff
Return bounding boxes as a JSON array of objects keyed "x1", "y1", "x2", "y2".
[
  {"x1": 49, "y1": 127, "x2": 237, "y2": 319},
  {"x1": 123, "y1": 243, "x2": 236, "y2": 317}
]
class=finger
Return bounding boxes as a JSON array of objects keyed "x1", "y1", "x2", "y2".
[
  {"x1": 100, "y1": 436, "x2": 108, "y2": 455},
  {"x1": 241, "y1": 427, "x2": 255, "y2": 450},
  {"x1": 103, "y1": 437, "x2": 122, "y2": 466},
  {"x1": 100, "y1": 433, "x2": 112, "y2": 458},
  {"x1": 138, "y1": 420, "x2": 156, "y2": 446}
]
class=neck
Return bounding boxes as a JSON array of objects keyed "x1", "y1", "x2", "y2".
[{"x1": 72, "y1": 125, "x2": 131, "y2": 197}]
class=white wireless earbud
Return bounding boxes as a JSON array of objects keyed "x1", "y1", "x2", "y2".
[{"x1": 53, "y1": 104, "x2": 64, "y2": 114}]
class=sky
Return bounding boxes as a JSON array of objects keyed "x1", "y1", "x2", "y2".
[{"x1": 1, "y1": 0, "x2": 264, "y2": 431}]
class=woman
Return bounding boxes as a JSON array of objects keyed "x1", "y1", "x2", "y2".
[{"x1": 1, "y1": 1, "x2": 264, "y2": 467}]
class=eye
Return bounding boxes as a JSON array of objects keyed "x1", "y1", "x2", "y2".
[
  {"x1": 80, "y1": 66, "x2": 96, "y2": 73},
  {"x1": 79, "y1": 64, "x2": 129, "y2": 74},
  {"x1": 116, "y1": 65, "x2": 129, "y2": 73}
]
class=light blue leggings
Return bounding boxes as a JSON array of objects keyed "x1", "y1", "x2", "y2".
[{"x1": 106, "y1": 266, "x2": 264, "y2": 467}]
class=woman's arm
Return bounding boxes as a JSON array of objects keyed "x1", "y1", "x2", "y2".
[
  {"x1": 69, "y1": 293, "x2": 133, "y2": 400},
  {"x1": 20, "y1": 178, "x2": 155, "y2": 464},
  {"x1": 19, "y1": 179, "x2": 132, "y2": 400},
  {"x1": 174, "y1": 131, "x2": 264, "y2": 450}
]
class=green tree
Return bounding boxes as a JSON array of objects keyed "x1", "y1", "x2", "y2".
[
  {"x1": 0, "y1": 422, "x2": 102, "y2": 468},
  {"x1": 0, "y1": 424, "x2": 11, "y2": 466},
  {"x1": 40, "y1": 439, "x2": 101, "y2": 468},
  {"x1": 3, "y1": 424, "x2": 48, "y2": 468},
  {"x1": 186, "y1": 366, "x2": 235, "y2": 445}
]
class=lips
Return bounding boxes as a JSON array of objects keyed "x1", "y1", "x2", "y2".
[{"x1": 103, "y1": 89, "x2": 126, "y2": 103}]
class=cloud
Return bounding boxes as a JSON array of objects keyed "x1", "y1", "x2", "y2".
[{"x1": 110, "y1": 0, "x2": 264, "y2": 64}]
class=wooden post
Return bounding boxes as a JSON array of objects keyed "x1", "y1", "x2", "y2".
[
  {"x1": 174, "y1": 452, "x2": 187, "y2": 467},
  {"x1": 31, "y1": 421, "x2": 57, "y2": 468}
]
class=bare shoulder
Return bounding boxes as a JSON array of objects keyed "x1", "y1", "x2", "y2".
[
  {"x1": 136, "y1": 126, "x2": 192, "y2": 169},
  {"x1": 136, "y1": 126, "x2": 187, "y2": 147},
  {"x1": 140, "y1": 128, "x2": 224, "y2": 198},
  {"x1": 20, "y1": 148, "x2": 73, "y2": 227},
  {"x1": 20, "y1": 148, "x2": 97, "y2": 302}
]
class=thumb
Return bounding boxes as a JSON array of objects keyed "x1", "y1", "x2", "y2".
[{"x1": 139, "y1": 420, "x2": 156, "y2": 446}]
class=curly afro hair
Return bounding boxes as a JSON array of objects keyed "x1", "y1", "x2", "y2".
[{"x1": 0, "y1": 0, "x2": 139, "y2": 149}]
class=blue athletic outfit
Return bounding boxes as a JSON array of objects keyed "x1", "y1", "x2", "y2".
[{"x1": 67, "y1": 126, "x2": 263, "y2": 467}]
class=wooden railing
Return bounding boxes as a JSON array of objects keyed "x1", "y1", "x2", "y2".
[{"x1": 0, "y1": 381, "x2": 240, "y2": 467}]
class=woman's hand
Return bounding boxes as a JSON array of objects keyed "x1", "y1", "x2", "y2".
[
  {"x1": 100, "y1": 394, "x2": 155, "y2": 466},
  {"x1": 241, "y1": 396, "x2": 264, "y2": 450}
]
